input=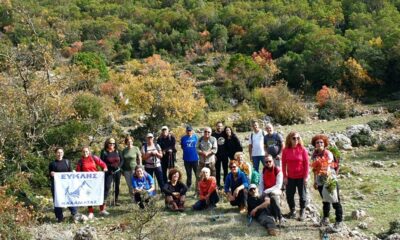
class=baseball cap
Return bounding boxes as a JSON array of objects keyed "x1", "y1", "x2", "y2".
[
  {"x1": 161, "y1": 126, "x2": 168, "y2": 130},
  {"x1": 146, "y1": 133, "x2": 154, "y2": 138},
  {"x1": 186, "y1": 126, "x2": 193, "y2": 131},
  {"x1": 249, "y1": 184, "x2": 257, "y2": 190}
]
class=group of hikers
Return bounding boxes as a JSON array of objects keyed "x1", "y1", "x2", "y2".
[{"x1": 49, "y1": 121, "x2": 343, "y2": 236}]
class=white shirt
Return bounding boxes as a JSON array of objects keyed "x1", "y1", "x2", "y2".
[{"x1": 248, "y1": 130, "x2": 265, "y2": 156}]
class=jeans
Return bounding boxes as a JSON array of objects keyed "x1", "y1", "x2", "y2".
[
  {"x1": 145, "y1": 166, "x2": 164, "y2": 192},
  {"x1": 184, "y1": 161, "x2": 198, "y2": 189},
  {"x1": 104, "y1": 170, "x2": 121, "y2": 203},
  {"x1": 215, "y1": 154, "x2": 229, "y2": 187},
  {"x1": 318, "y1": 184, "x2": 343, "y2": 222},
  {"x1": 286, "y1": 178, "x2": 307, "y2": 210},
  {"x1": 256, "y1": 209, "x2": 277, "y2": 230},
  {"x1": 252, "y1": 155, "x2": 265, "y2": 173},
  {"x1": 192, "y1": 191, "x2": 220, "y2": 210},
  {"x1": 51, "y1": 186, "x2": 77, "y2": 221}
]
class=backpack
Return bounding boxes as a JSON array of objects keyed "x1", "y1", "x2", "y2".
[
  {"x1": 327, "y1": 146, "x2": 341, "y2": 174},
  {"x1": 250, "y1": 168, "x2": 260, "y2": 185}
]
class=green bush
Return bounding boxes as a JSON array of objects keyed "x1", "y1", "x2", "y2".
[
  {"x1": 201, "y1": 85, "x2": 230, "y2": 111},
  {"x1": 367, "y1": 119, "x2": 387, "y2": 131},
  {"x1": 377, "y1": 143, "x2": 387, "y2": 151},
  {"x1": 72, "y1": 52, "x2": 109, "y2": 79},
  {"x1": 350, "y1": 129, "x2": 376, "y2": 147},
  {"x1": 316, "y1": 86, "x2": 358, "y2": 120},
  {"x1": 253, "y1": 83, "x2": 307, "y2": 125},
  {"x1": 73, "y1": 93, "x2": 103, "y2": 120}
]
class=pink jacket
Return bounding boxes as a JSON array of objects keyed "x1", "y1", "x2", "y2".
[{"x1": 282, "y1": 145, "x2": 309, "y2": 179}]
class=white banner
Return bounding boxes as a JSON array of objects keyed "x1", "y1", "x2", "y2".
[{"x1": 54, "y1": 172, "x2": 104, "y2": 207}]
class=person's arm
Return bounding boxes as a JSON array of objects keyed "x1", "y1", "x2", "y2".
[
  {"x1": 142, "y1": 146, "x2": 151, "y2": 161},
  {"x1": 147, "y1": 175, "x2": 155, "y2": 193},
  {"x1": 209, "y1": 138, "x2": 218, "y2": 156},
  {"x1": 250, "y1": 198, "x2": 271, "y2": 217},
  {"x1": 49, "y1": 162, "x2": 55, "y2": 178},
  {"x1": 118, "y1": 151, "x2": 124, "y2": 169},
  {"x1": 171, "y1": 135, "x2": 177, "y2": 153},
  {"x1": 281, "y1": 149, "x2": 288, "y2": 184},
  {"x1": 163, "y1": 183, "x2": 173, "y2": 195},
  {"x1": 235, "y1": 135, "x2": 243, "y2": 152},
  {"x1": 205, "y1": 177, "x2": 217, "y2": 200},
  {"x1": 180, "y1": 182, "x2": 188, "y2": 195},
  {"x1": 277, "y1": 134, "x2": 284, "y2": 156},
  {"x1": 248, "y1": 134, "x2": 253, "y2": 160},
  {"x1": 154, "y1": 144, "x2": 163, "y2": 159},
  {"x1": 303, "y1": 147, "x2": 309, "y2": 181},
  {"x1": 224, "y1": 174, "x2": 231, "y2": 193},
  {"x1": 258, "y1": 173, "x2": 264, "y2": 193},
  {"x1": 264, "y1": 171, "x2": 283, "y2": 194},
  {"x1": 93, "y1": 155, "x2": 108, "y2": 171},
  {"x1": 136, "y1": 147, "x2": 142, "y2": 165}
]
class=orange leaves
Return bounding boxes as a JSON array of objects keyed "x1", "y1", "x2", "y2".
[
  {"x1": 311, "y1": 156, "x2": 330, "y2": 176},
  {"x1": 316, "y1": 85, "x2": 331, "y2": 107}
]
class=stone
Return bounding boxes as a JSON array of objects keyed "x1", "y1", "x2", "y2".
[
  {"x1": 74, "y1": 226, "x2": 98, "y2": 240},
  {"x1": 385, "y1": 233, "x2": 400, "y2": 240},
  {"x1": 328, "y1": 133, "x2": 353, "y2": 150},
  {"x1": 358, "y1": 222, "x2": 368, "y2": 229},
  {"x1": 371, "y1": 161, "x2": 385, "y2": 168},
  {"x1": 345, "y1": 124, "x2": 372, "y2": 138},
  {"x1": 352, "y1": 210, "x2": 367, "y2": 220},
  {"x1": 390, "y1": 162, "x2": 398, "y2": 167}
]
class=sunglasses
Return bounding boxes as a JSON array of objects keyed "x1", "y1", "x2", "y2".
[
  {"x1": 266, "y1": 161, "x2": 272, "y2": 163},
  {"x1": 230, "y1": 166, "x2": 237, "y2": 169},
  {"x1": 315, "y1": 141, "x2": 324, "y2": 144},
  {"x1": 108, "y1": 142, "x2": 115, "y2": 145},
  {"x1": 292, "y1": 137, "x2": 300, "y2": 140},
  {"x1": 204, "y1": 131, "x2": 211, "y2": 133}
]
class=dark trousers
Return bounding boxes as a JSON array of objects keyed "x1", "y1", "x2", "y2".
[
  {"x1": 230, "y1": 189, "x2": 248, "y2": 207},
  {"x1": 267, "y1": 193, "x2": 282, "y2": 220},
  {"x1": 161, "y1": 153, "x2": 175, "y2": 184},
  {"x1": 134, "y1": 192, "x2": 150, "y2": 209},
  {"x1": 286, "y1": 178, "x2": 307, "y2": 210},
  {"x1": 215, "y1": 154, "x2": 229, "y2": 187},
  {"x1": 104, "y1": 170, "x2": 121, "y2": 202},
  {"x1": 145, "y1": 167, "x2": 164, "y2": 192},
  {"x1": 256, "y1": 209, "x2": 277, "y2": 230},
  {"x1": 192, "y1": 191, "x2": 219, "y2": 210},
  {"x1": 184, "y1": 161, "x2": 198, "y2": 188},
  {"x1": 51, "y1": 187, "x2": 77, "y2": 221},
  {"x1": 318, "y1": 185, "x2": 343, "y2": 222}
]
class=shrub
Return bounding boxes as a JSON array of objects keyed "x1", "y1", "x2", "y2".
[
  {"x1": 72, "y1": 52, "x2": 109, "y2": 79},
  {"x1": 316, "y1": 86, "x2": 357, "y2": 120},
  {"x1": 232, "y1": 103, "x2": 261, "y2": 132},
  {"x1": 73, "y1": 93, "x2": 104, "y2": 120},
  {"x1": 350, "y1": 129, "x2": 376, "y2": 147},
  {"x1": 201, "y1": 85, "x2": 230, "y2": 111},
  {"x1": 377, "y1": 143, "x2": 387, "y2": 151},
  {"x1": 253, "y1": 82, "x2": 307, "y2": 125},
  {"x1": 367, "y1": 119, "x2": 387, "y2": 131}
]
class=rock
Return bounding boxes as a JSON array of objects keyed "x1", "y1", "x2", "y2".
[
  {"x1": 358, "y1": 222, "x2": 368, "y2": 229},
  {"x1": 328, "y1": 133, "x2": 353, "y2": 150},
  {"x1": 345, "y1": 124, "x2": 372, "y2": 138},
  {"x1": 352, "y1": 210, "x2": 367, "y2": 220},
  {"x1": 385, "y1": 233, "x2": 400, "y2": 240},
  {"x1": 74, "y1": 226, "x2": 98, "y2": 240},
  {"x1": 371, "y1": 161, "x2": 385, "y2": 168},
  {"x1": 390, "y1": 162, "x2": 398, "y2": 167}
]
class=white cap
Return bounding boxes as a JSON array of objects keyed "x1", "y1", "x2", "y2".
[
  {"x1": 146, "y1": 133, "x2": 154, "y2": 138},
  {"x1": 161, "y1": 126, "x2": 168, "y2": 130}
]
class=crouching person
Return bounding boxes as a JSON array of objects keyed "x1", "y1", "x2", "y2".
[
  {"x1": 132, "y1": 165, "x2": 156, "y2": 209},
  {"x1": 163, "y1": 168, "x2": 187, "y2": 212},
  {"x1": 193, "y1": 167, "x2": 219, "y2": 210},
  {"x1": 224, "y1": 160, "x2": 249, "y2": 214},
  {"x1": 248, "y1": 184, "x2": 278, "y2": 236}
]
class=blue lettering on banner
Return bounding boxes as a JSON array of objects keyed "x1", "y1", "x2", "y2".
[{"x1": 60, "y1": 173, "x2": 98, "y2": 179}]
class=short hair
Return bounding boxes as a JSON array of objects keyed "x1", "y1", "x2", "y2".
[
  {"x1": 233, "y1": 152, "x2": 244, "y2": 160},
  {"x1": 311, "y1": 134, "x2": 329, "y2": 147},
  {"x1": 54, "y1": 147, "x2": 64, "y2": 153},
  {"x1": 201, "y1": 167, "x2": 210, "y2": 174},
  {"x1": 125, "y1": 135, "x2": 135, "y2": 145},
  {"x1": 265, "y1": 123, "x2": 273, "y2": 129},
  {"x1": 204, "y1": 127, "x2": 212, "y2": 132},
  {"x1": 285, "y1": 131, "x2": 304, "y2": 148},
  {"x1": 216, "y1": 121, "x2": 223, "y2": 126},
  {"x1": 168, "y1": 168, "x2": 182, "y2": 182}
]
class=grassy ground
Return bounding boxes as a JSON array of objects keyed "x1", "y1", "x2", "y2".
[{"x1": 32, "y1": 114, "x2": 399, "y2": 239}]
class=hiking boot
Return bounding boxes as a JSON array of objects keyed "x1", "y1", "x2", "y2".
[
  {"x1": 88, "y1": 213, "x2": 94, "y2": 220},
  {"x1": 267, "y1": 228, "x2": 279, "y2": 236},
  {"x1": 288, "y1": 209, "x2": 297, "y2": 219},
  {"x1": 239, "y1": 206, "x2": 247, "y2": 214},
  {"x1": 278, "y1": 217, "x2": 286, "y2": 228},
  {"x1": 99, "y1": 210, "x2": 110, "y2": 216},
  {"x1": 320, "y1": 217, "x2": 330, "y2": 226},
  {"x1": 331, "y1": 221, "x2": 344, "y2": 232},
  {"x1": 57, "y1": 218, "x2": 64, "y2": 223},
  {"x1": 299, "y1": 208, "x2": 306, "y2": 221}
]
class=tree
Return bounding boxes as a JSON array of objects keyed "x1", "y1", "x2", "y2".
[{"x1": 211, "y1": 24, "x2": 228, "y2": 52}]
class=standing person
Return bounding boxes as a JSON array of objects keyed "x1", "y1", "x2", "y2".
[
  {"x1": 192, "y1": 167, "x2": 219, "y2": 210},
  {"x1": 180, "y1": 126, "x2": 199, "y2": 190},
  {"x1": 157, "y1": 126, "x2": 177, "y2": 185},
  {"x1": 76, "y1": 146, "x2": 108, "y2": 219},
  {"x1": 163, "y1": 168, "x2": 188, "y2": 212},
  {"x1": 247, "y1": 184, "x2": 278, "y2": 236},
  {"x1": 212, "y1": 122, "x2": 228, "y2": 188},
  {"x1": 224, "y1": 160, "x2": 249, "y2": 214},
  {"x1": 311, "y1": 135, "x2": 343, "y2": 232},
  {"x1": 49, "y1": 147, "x2": 78, "y2": 223},
  {"x1": 259, "y1": 155, "x2": 284, "y2": 223},
  {"x1": 142, "y1": 133, "x2": 164, "y2": 192},
  {"x1": 224, "y1": 126, "x2": 243, "y2": 161},
  {"x1": 197, "y1": 127, "x2": 218, "y2": 177},
  {"x1": 264, "y1": 123, "x2": 284, "y2": 167},
  {"x1": 121, "y1": 136, "x2": 142, "y2": 202},
  {"x1": 100, "y1": 137, "x2": 123, "y2": 206},
  {"x1": 282, "y1": 132, "x2": 309, "y2": 221},
  {"x1": 248, "y1": 121, "x2": 266, "y2": 173},
  {"x1": 131, "y1": 165, "x2": 156, "y2": 209}
]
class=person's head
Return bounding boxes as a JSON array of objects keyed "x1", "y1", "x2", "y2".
[
  {"x1": 134, "y1": 165, "x2": 145, "y2": 178},
  {"x1": 161, "y1": 126, "x2": 169, "y2": 136},
  {"x1": 248, "y1": 184, "x2": 259, "y2": 197},
  {"x1": 311, "y1": 134, "x2": 329, "y2": 151},
  {"x1": 104, "y1": 137, "x2": 117, "y2": 151},
  {"x1": 224, "y1": 126, "x2": 234, "y2": 137},
  {"x1": 251, "y1": 121, "x2": 260, "y2": 132},
  {"x1": 125, "y1": 135, "x2": 134, "y2": 147},
  {"x1": 82, "y1": 146, "x2": 91, "y2": 158},
  {"x1": 234, "y1": 152, "x2": 244, "y2": 163},
  {"x1": 168, "y1": 168, "x2": 182, "y2": 183},
  {"x1": 55, "y1": 147, "x2": 64, "y2": 161},
  {"x1": 200, "y1": 167, "x2": 211, "y2": 180},
  {"x1": 216, "y1": 121, "x2": 224, "y2": 133},
  {"x1": 203, "y1": 127, "x2": 212, "y2": 139},
  {"x1": 265, "y1": 155, "x2": 274, "y2": 169},
  {"x1": 265, "y1": 123, "x2": 274, "y2": 135},
  {"x1": 186, "y1": 126, "x2": 193, "y2": 136},
  {"x1": 146, "y1": 133, "x2": 154, "y2": 143},
  {"x1": 285, "y1": 131, "x2": 303, "y2": 148},
  {"x1": 229, "y1": 160, "x2": 239, "y2": 174}
]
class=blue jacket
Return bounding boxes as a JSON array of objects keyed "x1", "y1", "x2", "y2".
[{"x1": 224, "y1": 169, "x2": 249, "y2": 193}]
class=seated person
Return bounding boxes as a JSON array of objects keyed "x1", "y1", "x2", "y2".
[
  {"x1": 259, "y1": 154, "x2": 283, "y2": 223},
  {"x1": 193, "y1": 167, "x2": 219, "y2": 210},
  {"x1": 248, "y1": 184, "x2": 278, "y2": 236},
  {"x1": 234, "y1": 152, "x2": 252, "y2": 182},
  {"x1": 163, "y1": 168, "x2": 188, "y2": 211},
  {"x1": 224, "y1": 160, "x2": 249, "y2": 214},
  {"x1": 131, "y1": 165, "x2": 155, "y2": 209}
]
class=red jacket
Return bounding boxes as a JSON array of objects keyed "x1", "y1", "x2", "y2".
[
  {"x1": 198, "y1": 176, "x2": 217, "y2": 200},
  {"x1": 76, "y1": 155, "x2": 107, "y2": 172},
  {"x1": 282, "y1": 145, "x2": 309, "y2": 179}
]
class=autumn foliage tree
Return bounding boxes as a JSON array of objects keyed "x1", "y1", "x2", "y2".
[{"x1": 316, "y1": 85, "x2": 358, "y2": 120}]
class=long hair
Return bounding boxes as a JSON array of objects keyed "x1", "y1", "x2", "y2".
[
  {"x1": 168, "y1": 168, "x2": 182, "y2": 182},
  {"x1": 285, "y1": 131, "x2": 304, "y2": 148}
]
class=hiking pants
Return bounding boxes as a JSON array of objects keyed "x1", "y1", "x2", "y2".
[
  {"x1": 184, "y1": 161, "x2": 198, "y2": 189},
  {"x1": 215, "y1": 153, "x2": 229, "y2": 187},
  {"x1": 318, "y1": 184, "x2": 343, "y2": 222},
  {"x1": 286, "y1": 178, "x2": 307, "y2": 211}
]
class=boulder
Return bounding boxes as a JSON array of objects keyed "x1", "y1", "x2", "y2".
[
  {"x1": 358, "y1": 222, "x2": 368, "y2": 229},
  {"x1": 74, "y1": 226, "x2": 98, "y2": 240},
  {"x1": 371, "y1": 161, "x2": 385, "y2": 168},
  {"x1": 352, "y1": 209, "x2": 367, "y2": 220},
  {"x1": 385, "y1": 233, "x2": 400, "y2": 240},
  {"x1": 345, "y1": 124, "x2": 372, "y2": 138},
  {"x1": 328, "y1": 133, "x2": 353, "y2": 150}
]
